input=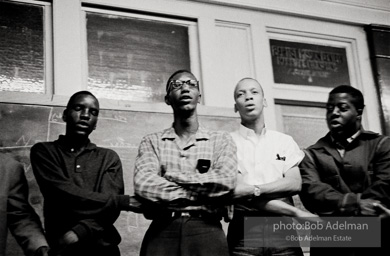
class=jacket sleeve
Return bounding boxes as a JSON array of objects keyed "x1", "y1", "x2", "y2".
[
  {"x1": 7, "y1": 160, "x2": 48, "y2": 256},
  {"x1": 361, "y1": 136, "x2": 390, "y2": 206},
  {"x1": 299, "y1": 149, "x2": 359, "y2": 215},
  {"x1": 70, "y1": 219, "x2": 121, "y2": 245}
]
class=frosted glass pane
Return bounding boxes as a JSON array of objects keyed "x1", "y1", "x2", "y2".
[
  {"x1": 86, "y1": 12, "x2": 190, "y2": 102},
  {"x1": 277, "y1": 105, "x2": 328, "y2": 149},
  {"x1": 0, "y1": 1, "x2": 45, "y2": 93}
]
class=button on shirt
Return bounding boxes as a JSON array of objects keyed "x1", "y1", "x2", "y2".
[
  {"x1": 134, "y1": 126, "x2": 237, "y2": 213},
  {"x1": 230, "y1": 125, "x2": 304, "y2": 186}
]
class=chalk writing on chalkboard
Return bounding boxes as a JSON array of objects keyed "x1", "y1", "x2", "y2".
[
  {"x1": 16, "y1": 135, "x2": 35, "y2": 147},
  {"x1": 127, "y1": 212, "x2": 140, "y2": 229},
  {"x1": 49, "y1": 112, "x2": 64, "y2": 123},
  {"x1": 101, "y1": 137, "x2": 138, "y2": 148},
  {"x1": 100, "y1": 115, "x2": 128, "y2": 123}
]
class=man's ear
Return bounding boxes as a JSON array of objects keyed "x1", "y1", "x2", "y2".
[
  {"x1": 165, "y1": 95, "x2": 171, "y2": 105},
  {"x1": 234, "y1": 103, "x2": 238, "y2": 113},
  {"x1": 197, "y1": 94, "x2": 202, "y2": 104},
  {"x1": 357, "y1": 108, "x2": 364, "y2": 118},
  {"x1": 62, "y1": 109, "x2": 67, "y2": 122},
  {"x1": 263, "y1": 98, "x2": 268, "y2": 107}
]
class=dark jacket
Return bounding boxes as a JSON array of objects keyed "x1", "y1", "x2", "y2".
[
  {"x1": 0, "y1": 153, "x2": 48, "y2": 256},
  {"x1": 299, "y1": 131, "x2": 390, "y2": 216}
]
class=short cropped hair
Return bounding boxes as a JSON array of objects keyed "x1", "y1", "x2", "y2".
[
  {"x1": 234, "y1": 78, "x2": 264, "y2": 100},
  {"x1": 66, "y1": 91, "x2": 99, "y2": 109},
  {"x1": 329, "y1": 85, "x2": 364, "y2": 110},
  {"x1": 165, "y1": 70, "x2": 197, "y2": 94}
]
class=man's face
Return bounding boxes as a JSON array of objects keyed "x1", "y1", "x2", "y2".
[
  {"x1": 326, "y1": 92, "x2": 361, "y2": 139},
  {"x1": 234, "y1": 79, "x2": 266, "y2": 122},
  {"x1": 63, "y1": 94, "x2": 99, "y2": 138},
  {"x1": 165, "y1": 72, "x2": 201, "y2": 112}
]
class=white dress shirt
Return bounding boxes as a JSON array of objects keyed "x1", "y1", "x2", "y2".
[{"x1": 230, "y1": 124, "x2": 304, "y2": 185}]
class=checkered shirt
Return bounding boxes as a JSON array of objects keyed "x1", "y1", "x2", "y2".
[{"x1": 134, "y1": 126, "x2": 237, "y2": 213}]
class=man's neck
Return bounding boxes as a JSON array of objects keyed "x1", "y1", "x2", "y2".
[
  {"x1": 241, "y1": 115, "x2": 265, "y2": 135},
  {"x1": 173, "y1": 112, "x2": 199, "y2": 139},
  {"x1": 332, "y1": 126, "x2": 361, "y2": 142},
  {"x1": 64, "y1": 134, "x2": 89, "y2": 152}
]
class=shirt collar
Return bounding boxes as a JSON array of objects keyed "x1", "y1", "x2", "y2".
[
  {"x1": 312, "y1": 129, "x2": 378, "y2": 150},
  {"x1": 57, "y1": 135, "x2": 96, "y2": 152},
  {"x1": 161, "y1": 125, "x2": 210, "y2": 141},
  {"x1": 238, "y1": 123, "x2": 266, "y2": 139},
  {"x1": 348, "y1": 130, "x2": 361, "y2": 143},
  {"x1": 330, "y1": 129, "x2": 362, "y2": 146}
]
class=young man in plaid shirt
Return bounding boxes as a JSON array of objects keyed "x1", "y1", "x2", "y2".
[{"x1": 134, "y1": 70, "x2": 237, "y2": 256}]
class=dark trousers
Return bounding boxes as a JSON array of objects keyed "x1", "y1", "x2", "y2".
[
  {"x1": 227, "y1": 215, "x2": 303, "y2": 256},
  {"x1": 50, "y1": 244, "x2": 120, "y2": 256},
  {"x1": 140, "y1": 216, "x2": 229, "y2": 256},
  {"x1": 48, "y1": 237, "x2": 120, "y2": 256}
]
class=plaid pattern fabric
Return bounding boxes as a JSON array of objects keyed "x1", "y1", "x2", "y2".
[{"x1": 134, "y1": 126, "x2": 237, "y2": 212}]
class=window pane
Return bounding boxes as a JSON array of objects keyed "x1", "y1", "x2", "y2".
[
  {"x1": 86, "y1": 12, "x2": 191, "y2": 102},
  {"x1": 0, "y1": 1, "x2": 45, "y2": 93},
  {"x1": 275, "y1": 104, "x2": 328, "y2": 149}
]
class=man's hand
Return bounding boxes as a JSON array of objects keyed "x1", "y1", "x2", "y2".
[
  {"x1": 294, "y1": 208, "x2": 320, "y2": 220},
  {"x1": 51, "y1": 230, "x2": 79, "y2": 256},
  {"x1": 373, "y1": 203, "x2": 390, "y2": 219},
  {"x1": 59, "y1": 230, "x2": 79, "y2": 246},
  {"x1": 233, "y1": 174, "x2": 255, "y2": 199},
  {"x1": 359, "y1": 198, "x2": 381, "y2": 215},
  {"x1": 34, "y1": 246, "x2": 49, "y2": 256}
]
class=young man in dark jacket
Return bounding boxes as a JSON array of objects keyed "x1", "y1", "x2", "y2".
[{"x1": 300, "y1": 85, "x2": 390, "y2": 256}]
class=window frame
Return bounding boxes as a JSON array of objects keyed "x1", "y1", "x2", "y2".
[
  {"x1": 0, "y1": 0, "x2": 53, "y2": 103},
  {"x1": 80, "y1": 6, "x2": 201, "y2": 105}
]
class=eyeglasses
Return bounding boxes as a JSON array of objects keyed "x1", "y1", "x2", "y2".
[{"x1": 169, "y1": 80, "x2": 199, "y2": 90}]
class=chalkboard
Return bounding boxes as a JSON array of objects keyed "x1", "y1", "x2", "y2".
[{"x1": 0, "y1": 102, "x2": 239, "y2": 256}]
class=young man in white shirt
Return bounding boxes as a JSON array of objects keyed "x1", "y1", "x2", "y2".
[{"x1": 227, "y1": 78, "x2": 315, "y2": 256}]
